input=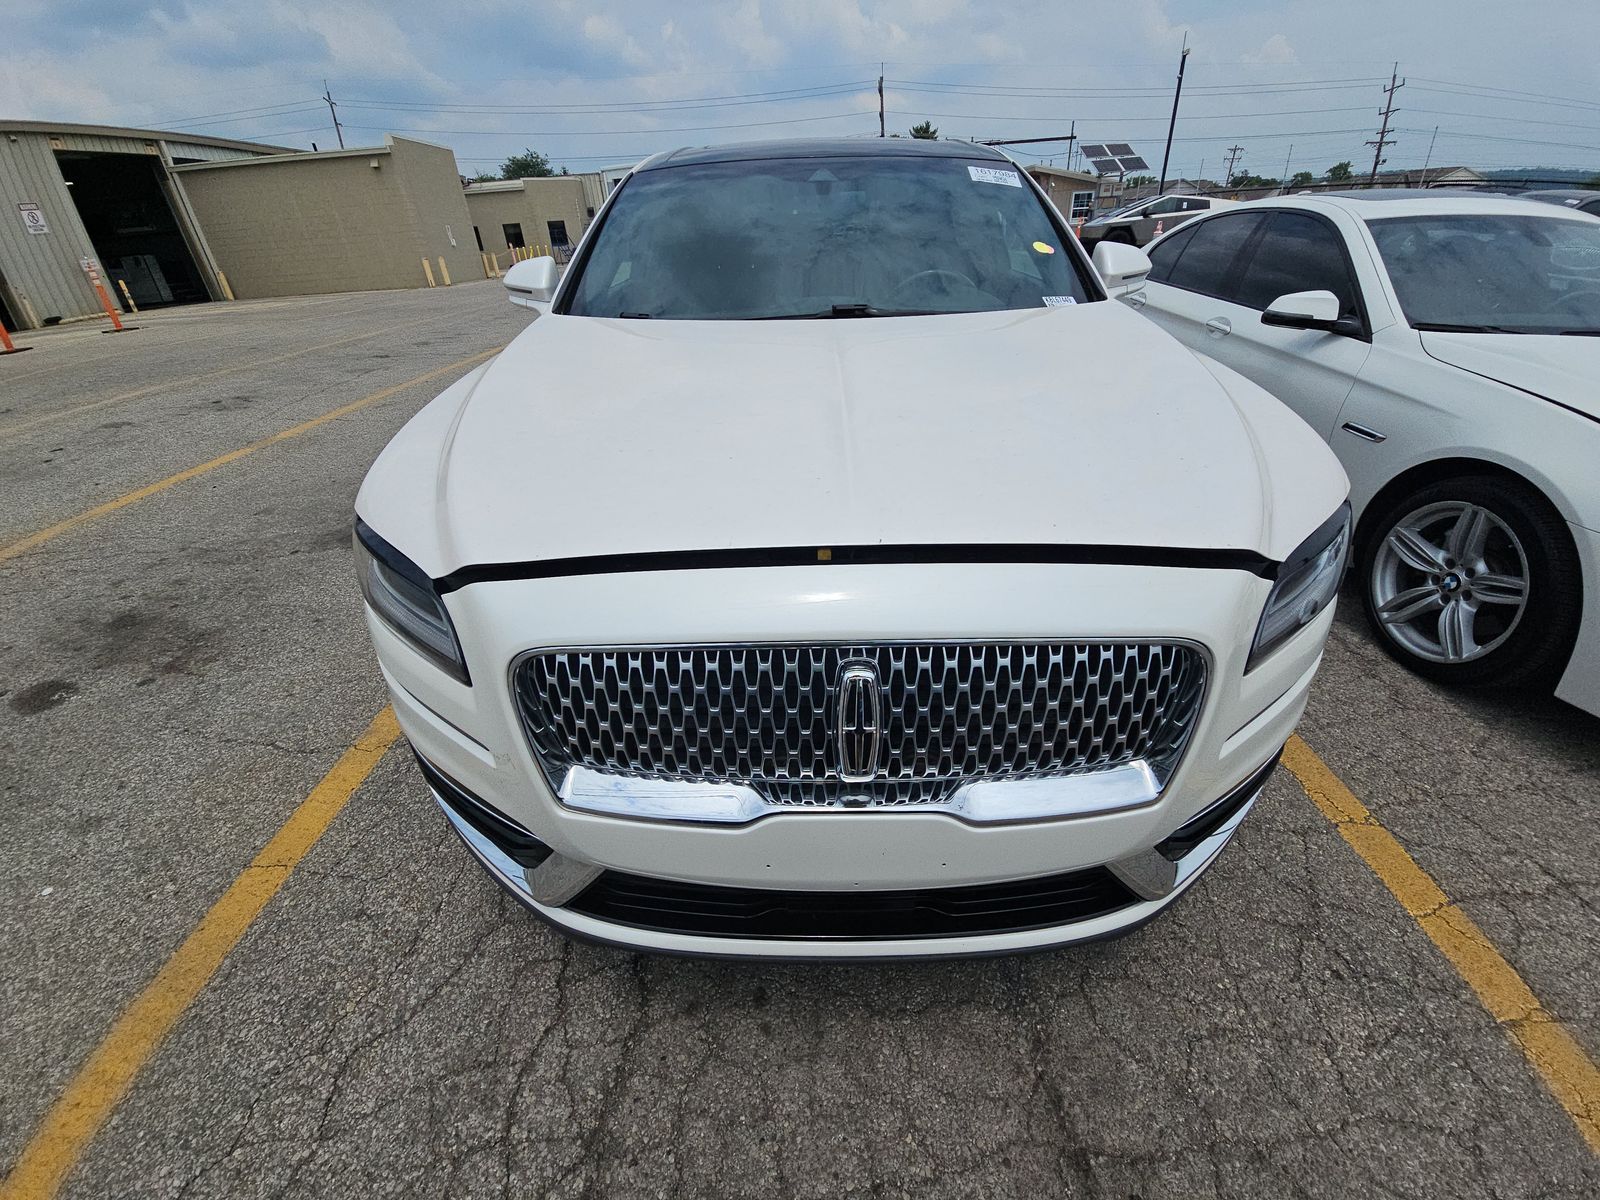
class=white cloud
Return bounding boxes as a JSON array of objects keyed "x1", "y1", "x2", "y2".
[{"x1": 1242, "y1": 34, "x2": 1299, "y2": 66}]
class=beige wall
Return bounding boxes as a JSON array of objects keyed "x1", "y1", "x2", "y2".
[
  {"x1": 173, "y1": 137, "x2": 481, "y2": 297},
  {"x1": 465, "y1": 177, "x2": 592, "y2": 263}
]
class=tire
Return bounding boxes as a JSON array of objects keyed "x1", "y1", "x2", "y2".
[
  {"x1": 1357, "y1": 475, "x2": 1581, "y2": 689},
  {"x1": 1104, "y1": 227, "x2": 1137, "y2": 245}
]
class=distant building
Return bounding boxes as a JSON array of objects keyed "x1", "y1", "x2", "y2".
[
  {"x1": 1022, "y1": 165, "x2": 1105, "y2": 220},
  {"x1": 1367, "y1": 165, "x2": 1487, "y2": 189},
  {"x1": 0, "y1": 119, "x2": 485, "y2": 329},
  {"x1": 463, "y1": 176, "x2": 595, "y2": 263}
]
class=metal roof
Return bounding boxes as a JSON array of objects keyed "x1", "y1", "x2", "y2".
[{"x1": 0, "y1": 118, "x2": 296, "y2": 155}]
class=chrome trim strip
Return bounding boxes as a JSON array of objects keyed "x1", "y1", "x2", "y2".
[
  {"x1": 527, "y1": 854, "x2": 605, "y2": 906},
  {"x1": 1340, "y1": 421, "x2": 1387, "y2": 443},
  {"x1": 556, "y1": 759, "x2": 1163, "y2": 826},
  {"x1": 1107, "y1": 847, "x2": 1178, "y2": 900}
]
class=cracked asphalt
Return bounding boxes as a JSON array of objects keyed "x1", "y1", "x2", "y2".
[{"x1": 2, "y1": 284, "x2": 1596, "y2": 1198}]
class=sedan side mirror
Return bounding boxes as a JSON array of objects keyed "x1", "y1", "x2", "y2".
[
  {"x1": 1261, "y1": 289, "x2": 1357, "y2": 334},
  {"x1": 505, "y1": 256, "x2": 559, "y2": 311},
  {"x1": 1091, "y1": 241, "x2": 1153, "y2": 299}
]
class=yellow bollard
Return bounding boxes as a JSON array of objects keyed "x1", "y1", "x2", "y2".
[
  {"x1": 437, "y1": 256, "x2": 451, "y2": 287},
  {"x1": 115, "y1": 279, "x2": 139, "y2": 314},
  {"x1": 422, "y1": 258, "x2": 436, "y2": 287}
]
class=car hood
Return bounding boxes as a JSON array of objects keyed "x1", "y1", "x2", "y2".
[
  {"x1": 372, "y1": 304, "x2": 1335, "y2": 577},
  {"x1": 1420, "y1": 331, "x2": 1600, "y2": 421}
]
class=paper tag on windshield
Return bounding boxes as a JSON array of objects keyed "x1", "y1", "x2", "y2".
[
  {"x1": 968, "y1": 165, "x2": 1022, "y2": 187},
  {"x1": 1042, "y1": 296, "x2": 1077, "y2": 306}
]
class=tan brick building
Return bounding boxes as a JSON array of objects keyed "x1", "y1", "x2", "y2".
[
  {"x1": 464, "y1": 176, "x2": 594, "y2": 263},
  {"x1": 171, "y1": 136, "x2": 481, "y2": 298}
]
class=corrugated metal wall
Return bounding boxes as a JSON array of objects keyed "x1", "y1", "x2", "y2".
[{"x1": 0, "y1": 132, "x2": 105, "y2": 326}]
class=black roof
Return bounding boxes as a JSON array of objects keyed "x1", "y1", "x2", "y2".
[
  {"x1": 638, "y1": 138, "x2": 1010, "y2": 171},
  {"x1": 1317, "y1": 187, "x2": 1512, "y2": 202},
  {"x1": 1521, "y1": 189, "x2": 1600, "y2": 205}
]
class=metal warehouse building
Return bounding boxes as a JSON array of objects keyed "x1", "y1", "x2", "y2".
[
  {"x1": 1, "y1": 120, "x2": 483, "y2": 330},
  {"x1": 0, "y1": 121, "x2": 285, "y2": 329}
]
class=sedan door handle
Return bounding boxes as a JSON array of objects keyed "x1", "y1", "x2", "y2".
[{"x1": 1205, "y1": 316, "x2": 1232, "y2": 337}]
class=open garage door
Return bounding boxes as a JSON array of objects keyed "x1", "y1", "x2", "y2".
[{"x1": 56, "y1": 151, "x2": 209, "y2": 309}]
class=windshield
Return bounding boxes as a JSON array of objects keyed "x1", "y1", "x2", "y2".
[
  {"x1": 1094, "y1": 198, "x2": 1151, "y2": 221},
  {"x1": 563, "y1": 155, "x2": 1092, "y2": 319},
  {"x1": 1368, "y1": 213, "x2": 1600, "y2": 334}
]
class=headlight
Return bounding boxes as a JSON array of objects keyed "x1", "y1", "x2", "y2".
[
  {"x1": 1247, "y1": 502, "x2": 1351, "y2": 672},
  {"x1": 353, "y1": 518, "x2": 470, "y2": 684}
]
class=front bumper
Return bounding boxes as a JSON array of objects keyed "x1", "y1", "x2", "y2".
[
  {"x1": 427, "y1": 749, "x2": 1277, "y2": 959},
  {"x1": 370, "y1": 560, "x2": 1334, "y2": 957}
]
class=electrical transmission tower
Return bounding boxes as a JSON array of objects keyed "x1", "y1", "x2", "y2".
[{"x1": 1366, "y1": 64, "x2": 1404, "y2": 185}]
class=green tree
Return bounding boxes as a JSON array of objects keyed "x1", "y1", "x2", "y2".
[
  {"x1": 499, "y1": 148, "x2": 557, "y2": 179},
  {"x1": 1585, "y1": 175, "x2": 1600, "y2": 190},
  {"x1": 1290, "y1": 170, "x2": 1316, "y2": 188},
  {"x1": 1229, "y1": 172, "x2": 1279, "y2": 189},
  {"x1": 1326, "y1": 160, "x2": 1354, "y2": 182},
  {"x1": 909, "y1": 120, "x2": 939, "y2": 139},
  {"x1": 1124, "y1": 174, "x2": 1156, "y2": 188},
  {"x1": 469, "y1": 172, "x2": 497, "y2": 184}
]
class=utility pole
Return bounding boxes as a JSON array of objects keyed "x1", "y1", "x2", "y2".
[
  {"x1": 1366, "y1": 62, "x2": 1404, "y2": 185},
  {"x1": 1420, "y1": 124, "x2": 1439, "y2": 183},
  {"x1": 877, "y1": 67, "x2": 885, "y2": 137},
  {"x1": 1281, "y1": 143, "x2": 1293, "y2": 191},
  {"x1": 1157, "y1": 36, "x2": 1189, "y2": 196},
  {"x1": 1223, "y1": 145, "x2": 1244, "y2": 186},
  {"x1": 322, "y1": 80, "x2": 345, "y2": 150}
]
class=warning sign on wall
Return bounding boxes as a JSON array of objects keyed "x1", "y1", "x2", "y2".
[{"x1": 18, "y1": 202, "x2": 49, "y2": 234}]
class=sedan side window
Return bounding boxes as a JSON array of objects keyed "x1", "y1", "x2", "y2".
[
  {"x1": 1233, "y1": 212, "x2": 1360, "y2": 317},
  {"x1": 1161, "y1": 213, "x2": 1266, "y2": 300},
  {"x1": 1146, "y1": 223, "x2": 1198, "y2": 283}
]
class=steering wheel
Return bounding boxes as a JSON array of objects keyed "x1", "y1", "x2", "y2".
[{"x1": 891, "y1": 269, "x2": 978, "y2": 298}]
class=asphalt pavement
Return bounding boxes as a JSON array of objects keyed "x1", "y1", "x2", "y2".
[{"x1": 1, "y1": 284, "x2": 1595, "y2": 1199}]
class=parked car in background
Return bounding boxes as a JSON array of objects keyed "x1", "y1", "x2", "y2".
[
  {"x1": 354, "y1": 138, "x2": 1350, "y2": 959},
  {"x1": 1079, "y1": 193, "x2": 1240, "y2": 248},
  {"x1": 1129, "y1": 190, "x2": 1600, "y2": 717},
  {"x1": 1520, "y1": 188, "x2": 1600, "y2": 217}
]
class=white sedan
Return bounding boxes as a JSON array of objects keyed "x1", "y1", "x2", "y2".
[
  {"x1": 354, "y1": 139, "x2": 1348, "y2": 958},
  {"x1": 1130, "y1": 191, "x2": 1600, "y2": 717}
]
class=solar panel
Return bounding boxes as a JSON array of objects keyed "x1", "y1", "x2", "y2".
[
  {"x1": 1116, "y1": 155, "x2": 1150, "y2": 172},
  {"x1": 1089, "y1": 157, "x2": 1119, "y2": 174},
  {"x1": 1079, "y1": 144, "x2": 1110, "y2": 158},
  {"x1": 1106, "y1": 143, "x2": 1136, "y2": 157}
]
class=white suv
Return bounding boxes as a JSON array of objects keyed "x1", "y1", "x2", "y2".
[{"x1": 354, "y1": 139, "x2": 1348, "y2": 958}]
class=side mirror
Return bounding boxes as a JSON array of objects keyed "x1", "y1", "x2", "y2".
[
  {"x1": 1091, "y1": 241, "x2": 1153, "y2": 298},
  {"x1": 504, "y1": 256, "x2": 559, "y2": 311},
  {"x1": 1261, "y1": 289, "x2": 1357, "y2": 334}
]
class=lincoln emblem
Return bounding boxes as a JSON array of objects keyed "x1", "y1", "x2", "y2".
[{"x1": 836, "y1": 662, "x2": 884, "y2": 783}]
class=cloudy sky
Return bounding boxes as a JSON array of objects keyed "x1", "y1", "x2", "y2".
[{"x1": 4, "y1": 1, "x2": 1596, "y2": 180}]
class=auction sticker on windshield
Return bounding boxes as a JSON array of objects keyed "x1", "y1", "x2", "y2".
[{"x1": 968, "y1": 165, "x2": 1022, "y2": 187}]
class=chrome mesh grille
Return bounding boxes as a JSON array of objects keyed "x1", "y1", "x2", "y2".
[{"x1": 512, "y1": 643, "x2": 1206, "y2": 808}]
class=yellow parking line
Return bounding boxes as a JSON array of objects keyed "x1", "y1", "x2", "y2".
[
  {"x1": 0, "y1": 707, "x2": 401, "y2": 1200},
  {"x1": 0, "y1": 316, "x2": 445, "y2": 438},
  {"x1": 0, "y1": 346, "x2": 499, "y2": 566},
  {"x1": 1282, "y1": 734, "x2": 1600, "y2": 1154}
]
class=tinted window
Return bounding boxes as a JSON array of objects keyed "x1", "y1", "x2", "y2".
[
  {"x1": 1146, "y1": 223, "x2": 1199, "y2": 283},
  {"x1": 1162, "y1": 213, "x2": 1265, "y2": 298},
  {"x1": 564, "y1": 156, "x2": 1091, "y2": 319},
  {"x1": 1234, "y1": 212, "x2": 1359, "y2": 316}
]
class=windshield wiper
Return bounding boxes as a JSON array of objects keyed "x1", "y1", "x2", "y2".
[
  {"x1": 616, "y1": 311, "x2": 653, "y2": 319},
  {"x1": 1411, "y1": 321, "x2": 1527, "y2": 334},
  {"x1": 1556, "y1": 328, "x2": 1600, "y2": 336},
  {"x1": 756, "y1": 304, "x2": 941, "y2": 320}
]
